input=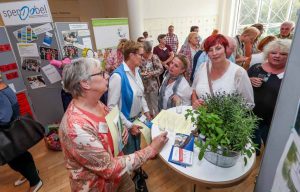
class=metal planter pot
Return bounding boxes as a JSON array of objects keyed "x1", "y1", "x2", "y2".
[{"x1": 204, "y1": 149, "x2": 240, "y2": 168}]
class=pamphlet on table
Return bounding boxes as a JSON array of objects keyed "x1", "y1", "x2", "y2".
[{"x1": 168, "y1": 133, "x2": 194, "y2": 167}]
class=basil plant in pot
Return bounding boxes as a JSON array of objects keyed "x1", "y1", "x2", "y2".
[{"x1": 185, "y1": 92, "x2": 259, "y2": 167}]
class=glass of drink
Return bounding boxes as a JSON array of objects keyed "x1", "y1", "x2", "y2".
[{"x1": 175, "y1": 99, "x2": 182, "y2": 114}]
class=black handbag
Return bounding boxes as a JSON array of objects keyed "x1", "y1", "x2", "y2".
[
  {"x1": 132, "y1": 136, "x2": 148, "y2": 192},
  {"x1": 132, "y1": 168, "x2": 148, "y2": 192},
  {"x1": 0, "y1": 115, "x2": 45, "y2": 165}
]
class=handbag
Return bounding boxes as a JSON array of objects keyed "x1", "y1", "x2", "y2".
[
  {"x1": 132, "y1": 136, "x2": 148, "y2": 192},
  {"x1": 132, "y1": 135, "x2": 148, "y2": 192},
  {"x1": 132, "y1": 168, "x2": 148, "y2": 192},
  {"x1": 0, "y1": 115, "x2": 45, "y2": 165}
]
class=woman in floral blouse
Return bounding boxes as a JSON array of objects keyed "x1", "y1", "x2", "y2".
[
  {"x1": 59, "y1": 58, "x2": 168, "y2": 192},
  {"x1": 140, "y1": 41, "x2": 164, "y2": 117}
]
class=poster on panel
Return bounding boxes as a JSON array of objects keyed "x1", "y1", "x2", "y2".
[
  {"x1": 271, "y1": 119, "x2": 300, "y2": 192},
  {"x1": 92, "y1": 18, "x2": 129, "y2": 50}
]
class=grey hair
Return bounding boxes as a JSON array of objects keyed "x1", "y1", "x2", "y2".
[
  {"x1": 143, "y1": 41, "x2": 152, "y2": 53},
  {"x1": 263, "y1": 39, "x2": 292, "y2": 60},
  {"x1": 62, "y1": 58, "x2": 102, "y2": 98},
  {"x1": 281, "y1": 21, "x2": 295, "y2": 29}
]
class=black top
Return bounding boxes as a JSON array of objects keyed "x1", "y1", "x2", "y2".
[{"x1": 248, "y1": 64, "x2": 282, "y2": 126}]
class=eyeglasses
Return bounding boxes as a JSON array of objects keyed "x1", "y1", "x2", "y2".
[
  {"x1": 134, "y1": 53, "x2": 143, "y2": 58},
  {"x1": 90, "y1": 71, "x2": 109, "y2": 79}
]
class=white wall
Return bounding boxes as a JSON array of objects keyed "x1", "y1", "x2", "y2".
[
  {"x1": 143, "y1": 0, "x2": 219, "y2": 18},
  {"x1": 142, "y1": 0, "x2": 220, "y2": 49}
]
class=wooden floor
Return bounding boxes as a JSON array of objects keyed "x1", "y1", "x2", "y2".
[{"x1": 0, "y1": 140, "x2": 262, "y2": 192}]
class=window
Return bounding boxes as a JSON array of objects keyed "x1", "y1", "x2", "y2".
[{"x1": 235, "y1": 0, "x2": 300, "y2": 36}]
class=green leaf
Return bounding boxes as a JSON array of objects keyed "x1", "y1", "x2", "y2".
[
  {"x1": 246, "y1": 150, "x2": 252, "y2": 158},
  {"x1": 244, "y1": 157, "x2": 248, "y2": 166},
  {"x1": 199, "y1": 149, "x2": 205, "y2": 160}
]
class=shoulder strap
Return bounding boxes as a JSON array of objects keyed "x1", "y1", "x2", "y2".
[{"x1": 206, "y1": 62, "x2": 214, "y2": 97}]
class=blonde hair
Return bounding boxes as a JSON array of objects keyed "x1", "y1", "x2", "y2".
[
  {"x1": 263, "y1": 39, "x2": 291, "y2": 60},
  {"x1": 188, "y1": 32, "x2": 198, "y2": 42},
  {"x1": 175, "y1": 54, "x2": 189, "y2": 70},
  {"x1": 123, "y1": 40, "x2": 143, "y2": 61},
  {"x1": 241, "y1": 27, "x2": 260, "y2": 38},
  {"x1": 117, "y1": 39, "x2": 128, "y2": 50}
]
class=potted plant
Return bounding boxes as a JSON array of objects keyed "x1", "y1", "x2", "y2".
[{"x1": 185, "y1": 92, "x2": 259, "y2": 167}]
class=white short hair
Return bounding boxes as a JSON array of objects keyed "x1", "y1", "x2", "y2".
[
  {"x1": 263, "y1": 39, "x2": 292, "y2": 60},
  {"x1": 62, "y1": 58, "x2": 102, "y2": 98},
  {"x1": 281, "y1": 21, "x2": 295, "y2": 28}
]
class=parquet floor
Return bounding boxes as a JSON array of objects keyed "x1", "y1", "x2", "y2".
[{"x1": 0, "y1": 140, "x2": 262, "y2": 192}]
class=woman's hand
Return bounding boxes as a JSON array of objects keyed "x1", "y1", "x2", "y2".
[
  {"x1": 141, "y1": 71, "x2": 152, "y2": 79},
  {"x1": 171, "y1": 95, "x2": 181, "y2": 105},
  {"x1": 122, "y1": 127, "x2": 129, "y2": 145},
  {"x1": 129, "y1": 124, "x2": 142, "y2": 136},
  {"x1": 144, "y1": 112, "x2": 152, "y2": 121},
  {"x1": 250, "y1": 77, "x2": 263, "y2": 87},
  {"x1": 150, "y1": 132, "x2": 169, "y2": 154},
  {"x1": 162, "y1": 61, "x2": 169, "y2": 70},
  {"x1": 192, "y1": 98, "x2": 204, "y2": 109}
]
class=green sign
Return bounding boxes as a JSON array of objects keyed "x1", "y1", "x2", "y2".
[{"x1": 92, "y1": 18, "x2": 128, "y2": 27}]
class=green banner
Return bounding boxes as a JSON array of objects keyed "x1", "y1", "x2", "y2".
[{"x1": 92, "y1": 18, "x2": 128, "y2": 26}]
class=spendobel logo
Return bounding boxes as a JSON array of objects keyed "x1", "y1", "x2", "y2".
[{"x1": 2, "y1": 4, "x2": 49, "y2": 20}]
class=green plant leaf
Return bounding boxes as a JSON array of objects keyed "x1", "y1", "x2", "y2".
[
  {"x1": 199, "y1": 149, "x2": 205, "y2": 160},
  {"x1": 244, "y1": 157, "x2": 248, "y2": 166}
]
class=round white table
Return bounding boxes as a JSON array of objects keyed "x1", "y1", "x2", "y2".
[{"x1": 151, "y1": 106, "x2": 256, "y2": 187}]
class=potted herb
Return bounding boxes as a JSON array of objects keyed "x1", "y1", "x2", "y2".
[{"x1": 185, "y1": 92, "x2": 259, "y2": 167}]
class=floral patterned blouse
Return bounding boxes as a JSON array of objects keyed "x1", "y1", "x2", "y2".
[
  {"x1": 59, "y1": 101, "x2": 156, "y2": 192},
  {"x1": 139, "y1": 54, "x2": 164, "y2": 93},
  {"x1": 105, "y1": 49, "x2": 124, "y2": 74}
]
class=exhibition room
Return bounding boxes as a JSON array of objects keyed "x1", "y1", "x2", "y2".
[{"x1": 0, "y1": 0, "x2": 300, "y2": 191}]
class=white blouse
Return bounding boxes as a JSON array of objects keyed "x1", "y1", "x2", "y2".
[
  {"x1": 160, "y1": 77, "x2": 192, "y2": 109},
  {"x1": 192, "y1": 61, "x2": 254, "y2": 107},
  {"x1": 108, "y1": 63, "x2": 149, "y2": 129}
]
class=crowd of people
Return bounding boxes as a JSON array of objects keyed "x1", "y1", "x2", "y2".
[{"x1": 1, "y1": 20, "x2": 294, "y2": 192}]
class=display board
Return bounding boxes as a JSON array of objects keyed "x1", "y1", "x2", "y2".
[
  {"x1": 5, "y1": 22, "x2": 64, "y2": 125},
  {"x1": 0, "y1": 26, "x2": 26, "y2": 92},
  {"x1": 92, "y1": 18, "x2": 129, "y2": 49},
  {"x1": 55, "y1": 22, "x2": 93, "y2": 59},
  {"x1": 0, "y1": 26, "x2": 34, "y2": 116},
  {"x1": 255, "y1": 10, "x2": 300, "y2": 191}
]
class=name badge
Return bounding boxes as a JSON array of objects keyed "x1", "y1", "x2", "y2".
[
  {"x1": 163, "y1": 47, "x2": 167, "y2": 51},
  {"x1": 98, "y1": 122, "x2": 108, "y2": 133},
  {"x1": 277, "y1": 72, "x2": 284, "y2": 79}
]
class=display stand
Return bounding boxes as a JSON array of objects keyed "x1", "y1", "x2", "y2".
[
  {"x1": 55, "y1": 22, "x2": 93, "y2": 59},
  {"x1": 0, "y1": 26, "x2": 33, "y2": 116},
  {"x1": 5, "y1": 22, "x2": 64, "y2": 125}
]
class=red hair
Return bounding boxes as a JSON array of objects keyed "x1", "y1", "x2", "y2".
[{"x1": 203, "y1": 34, "x2": 229, "y2": 52}]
